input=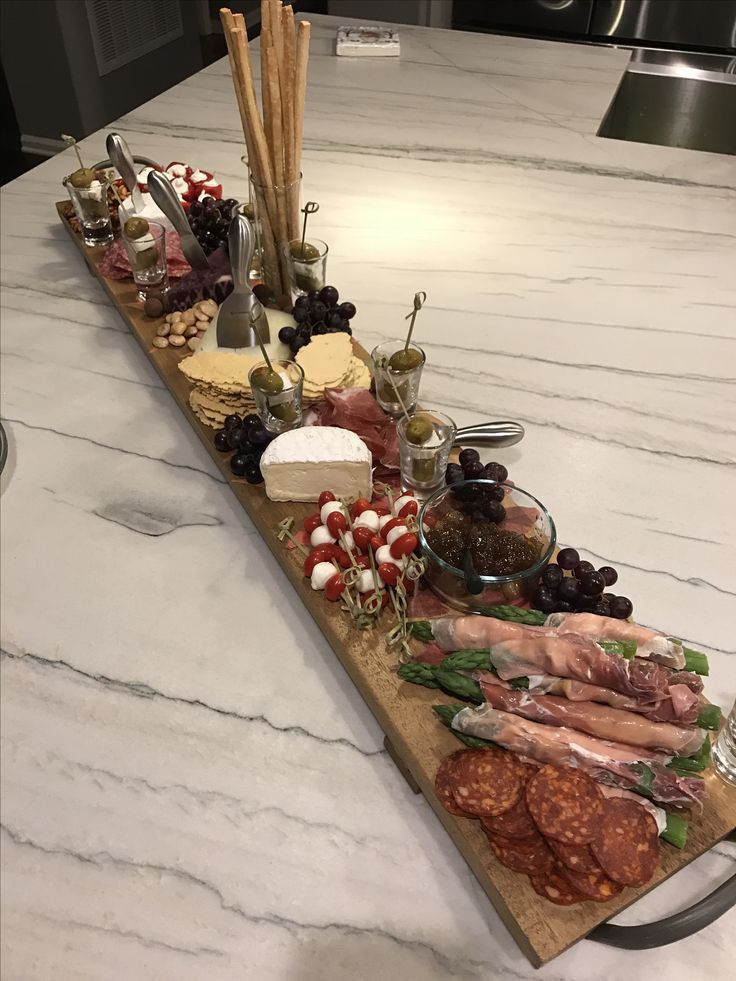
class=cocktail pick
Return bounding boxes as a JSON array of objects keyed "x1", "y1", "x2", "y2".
[
  {"x1": 388, "y1": 290, "x2": 427, "y2": 372},
  {"x1": 404, "y1": 290, "x2": 427, "y2": 352},
  {"x1": 61, "y1": 133, "x2": 85, "y2": 171},
  {"x1": 299, "y1": 200, "x2": 319, "y2": 255},
  {"x1": 250, "y1": 305, "x2": 283, "y2": 393}
]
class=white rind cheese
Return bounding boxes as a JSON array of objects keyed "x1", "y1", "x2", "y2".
[{"x1": 260, "y1": 428, "x2": 372, "y2": 502}]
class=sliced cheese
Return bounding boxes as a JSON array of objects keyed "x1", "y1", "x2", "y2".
[{"x1": 260, "y1": 427, "x2": 372, "y2": 503}]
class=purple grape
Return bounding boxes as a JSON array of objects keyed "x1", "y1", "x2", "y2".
[
  {"x1": 609, "y1": 596, "x2": 633, "y2": 619},
  {"x1": 541, "y1": 564, "x2": 563, "y2": 590},
  {"x1": 445, "y1": 464, "x2": 463, "y2": 484},
  {"x1": 486, "y1": 501, "x2": 506, "y2": 524},
  {"x1": 599, "y1": 566, "x2": 618, "y2": 586},
  {"x1": 557, "y1": 578, "x2": 580, "y2": 602},
  {"x1": 224, "y1": 414, "x2": 242, "y2": 431},
  {"x1": 580, "y1": 571, "x2": 605, "y2": 596},
  {"x1": 557, "y1": 547, "x2": 580, "y2": 571},
  {"x1": 554, "y1": 600, "x2": 573, "y2": 613},
  {"x1": 319, "y1": 285, "x2": 339, "y2": 306},
  {"x1": 214, "y1": 429, "x2": 229, "y2": 452},
  {"x1": 534, "y1": 586, "x2": 557, "y2": 613},
  {"x1": 485, "y1": 462, "x2": 508, "y2": 483},
  {"x1": 309, "y1": 301, "x2": 327, "y2": 324},
  {"x1": 458, "y1": 448, "x2": 480, "y2": 467},
  {"x1": 464, "y1": 461, "x2": 484, "y2": 479},
  {"x1": 592, "y1": 600, "x2": 611, "y2": 616},
  {"x1": 339, "y1": 301, "x2": 356, "y2": 320},
  {"x1": 573, "y1": 560, "x2": 595, "y2": 580},
  {"x1": 291, "y1": 335, "x2": 309, "y2": 352}
]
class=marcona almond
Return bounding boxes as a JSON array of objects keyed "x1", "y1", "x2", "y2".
[
  {"x1": 200, "y1": 299, "x2": 218, "y2": 317},
  {"x1": 170, "y1": 320, "x2": 187, "y2": 335},
  {"x1": 170, "y1": 311, "x2": 183, "y2": 322},
  {"x1": 156, "y1": 322, "x2": 171, "y2": 337},
  {"x1": 182, "y1": 309, "x2": 196, "y2": 326},
  {"x1": 184, "y1": 324, "x2": 198, "y2": 338},
  {"x1": 168, "y1": 334, "x2": 186, "y2": 347},
  {"x1": 187, "y1": 336, "x2": 201, "y2": 351},
  {"x1": 152, "y1": 336, "x2": 169, "y2": 349}
]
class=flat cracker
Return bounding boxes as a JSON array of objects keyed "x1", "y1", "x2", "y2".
[
  {"x1": 296, "y1": 334, "x2": 352, "y2": 386},
  {"x1": 179, "y1": 350, "x2": 254, "y2": 391}
]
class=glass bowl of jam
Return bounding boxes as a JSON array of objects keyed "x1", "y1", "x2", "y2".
[{"x1": 418, "y1": 479, "x2": 556, "y2": 612}]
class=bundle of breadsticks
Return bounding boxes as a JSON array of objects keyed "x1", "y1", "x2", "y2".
[{"x1": 220, "y1": 2, "x2": 311, "y2": 297}]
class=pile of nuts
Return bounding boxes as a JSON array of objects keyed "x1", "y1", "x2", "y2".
[{"x1": 151, "y1": 299, "x2": 219, "y2": 351}]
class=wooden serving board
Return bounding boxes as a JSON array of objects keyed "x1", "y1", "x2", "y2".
[{"x1": 57, "y1": 204, "x2": 736, "y2": 966}]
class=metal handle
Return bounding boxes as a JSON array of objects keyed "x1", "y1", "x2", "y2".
[
  {"x1": 106, "y1": 133, "x2": 145, "y2": 212},
  {"x1": 228, "y1": 212, "x2": 254, "y2": 293},
  {"x1": 147, "y1": 172, "x2": 209, "y2": 269},
  {"x1": 454, "y1": 421, "x2": 525, "y2": 447}
]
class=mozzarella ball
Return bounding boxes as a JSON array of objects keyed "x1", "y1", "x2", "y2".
[
  {"x1": 310, "y1": 525, "x2": 336, "y2": 548},
  {"x1": 392, "y1": 495, "x2": 415, "y2": 516},
  {"x1": 341, "y1": 530, "x2": 356, "y2": 552},
  {"x1": 357, "y1": 569, "x2": 383, "y2": 593},
  {"x1": 376, "y1": 545, "x2": 406, "y2": 570},
  {"x1": 354, "y1": 509, "x2": 379, "y2": 532},
  {"x1": 310, "y1": 562, "x2": 336, "y2": 590},
  {"x1": 378, "y1": 513, "x2": 394, "y2": 530},
  {"x1": 320, "y1": 500, "x2": 345, "y2": 524},
  {"x1": 386, "y1": 524, "x2": 408, "y2": 546}
]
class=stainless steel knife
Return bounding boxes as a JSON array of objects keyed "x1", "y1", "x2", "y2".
[
  {"x1": 147, "y1": 171, "x2": 209, "y2": 270},
  {"x1": 106, "y1": 133, "x2": 146, "y2": 214}
]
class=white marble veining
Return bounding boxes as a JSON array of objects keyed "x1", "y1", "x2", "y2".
[{"x1": 2, "y1": 14, "x2": 736, "y2": 979}]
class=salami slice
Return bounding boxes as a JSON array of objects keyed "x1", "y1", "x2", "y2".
[
  {"x1": 559, "y1": 864, "x2": 624, "y2": 902},
  {"x1": 530, "y1": 863, "x2": 585, "y2": 906},
  {"x1": 547, "y1": 839, "x2": 601, "y2": 875},
  {"x1": 451, "y1": 748, "x2": 523, "y2": 818},
  {"x1": 486, "y1": 830, "x2": 554, "y2": 875},
  {"x1": 526, "y1": 765, "x2": 603, "y2": 845},
  {"x1": 481, "y1": 794, "x2": 538, "y2": 840},
  {"x1": 591, "y1": 798, "x2": 660, "y2": 887},
  {"x1": 434, "y1": 751, "x2": 471, "y2": 817}
]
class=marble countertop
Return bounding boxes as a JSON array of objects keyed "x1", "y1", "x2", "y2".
[{"x1": 2, "y1": 13, "x2": 735, "y2": 979}]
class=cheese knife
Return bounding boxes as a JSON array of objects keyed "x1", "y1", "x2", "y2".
[
  {"x1": 454, "y1": 421, "x2": 524, "y2": 447},
  {"x1": 147, "y1": 171, "x2": 209, "y2": 270},
  {"x1": 217, "y1": 212, "x2": 270, "y2": 348},
  {"x1": 106, "y1": 133, "x2": 146, "y2": 214}
]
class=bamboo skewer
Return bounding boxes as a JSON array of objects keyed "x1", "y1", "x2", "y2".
[
  {"x1": 294, "y1": 20, "x2": 311, "y2": 186},
  {"x1": 281, "y1": 4, "x2": 298, "y2": 239}
]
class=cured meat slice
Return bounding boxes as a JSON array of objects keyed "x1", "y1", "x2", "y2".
[
  {"x1": 547, "y1": 839, "x2": 601, "y2": 875},
  {"x1": 530, "y1": 863, "x2": 586, "y2": 906},
  {"x1": 591, "y1": 798, "x2": 660, "y2": 886},
  {"x1": 434, "y1": 751, "x2": 470, "y2": 816},
  {"x1": 450, "y1": 748, "x2": 523, "y2": 818},
  {"x1": 485, "y1": 831, "x2": 554, "y2": 875},
  {"x1": 526, "y1": 764, "x2": 603, "y2": 844},
  {"x1": 559, "y1": 864, "x2": 624, "y2": 902},
  {"x1": 545, "y1": 612, "x2": 686, "y2": 669},
  {"x1": 481, "y1": 794, "x2": 538, "y2": 840}
]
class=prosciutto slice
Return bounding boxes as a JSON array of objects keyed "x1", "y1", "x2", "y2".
[
  {"x1": 546, "y1": 612, "x2": 685, "y2": 669},
  {"x1": 487, "y1": 635, "x2": 671, "y2": 701},
  {"x1": 430, "y1": 615, "x2": 548, "y2": 651},
  {"x1": 473, "y1": 672, "x2": 705, "y2": 756},
  {"x1": 451, "y1": 705, "x2": 705, "y2": 809}
]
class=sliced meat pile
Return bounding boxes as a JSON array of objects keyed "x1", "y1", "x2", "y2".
[{"x1": 435, "y1": 755, "x2": 660, "y2": 906}]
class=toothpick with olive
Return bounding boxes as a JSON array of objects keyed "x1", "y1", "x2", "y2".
[
  {"x1": 290, "y1": 201, "x2": 320, "y2": 261},
  {"x1": 249, "y1": 309, "x2": 284, "y2": 395},
  {"x1": 388, "y1": 291, "x2": 427, "y2": 372},
  {"x1": 62, "y1": 133, "x2": 97, "y2": 189}
]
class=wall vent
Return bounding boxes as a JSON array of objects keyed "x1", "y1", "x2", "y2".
[{"x1": 85, "y1": 0, "x2": 183, "y2": 77}]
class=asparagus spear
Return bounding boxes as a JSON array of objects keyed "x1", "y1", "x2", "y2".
[
  {"x1": 408, "y1": 620, "x2": 434, "y2": 643},
  {"x1": 696, "y1": 704, "x2": 721, "y2": 730},
  {"x1": 442, "y1": 649, "x2": 529, "y2": 689},
  {"x1": 396, "y1": 662, "x2": 440, "y2": 689},
  {"x1": 668, "y1": 735, "x2": 711, "y2": 774},
  {"x1": 432, "y1": 703, "x2": 498, "y2": 748},
  {"x1": 397, "y1": 662, "x2": 484, "y2": 703},
  {"x1": 479, "y1": 604, "x2": 546, "y2": 625}
]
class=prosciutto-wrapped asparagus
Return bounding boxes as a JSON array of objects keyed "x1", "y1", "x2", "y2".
[
  {"x1": 451, "y1": 704, "x2": 705, "y2": 809},
  {"x1": 545, "y1": 612, "x2": 685, "y2": 669},
  {"x1": 473, "y1": 671, "x2": 706, "y2": 755}
]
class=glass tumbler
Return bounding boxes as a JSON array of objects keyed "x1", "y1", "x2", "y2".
[
  {"x1": 713, "y1": 698, "x2": 736, "y2": 785},
  {"x1": 250, "y1": 175, "x2": 302, "y2": 302},
  {"x1": 248, "y1": 359, "x2": 304, "y2": 434},
  {"x1": 397, "y1": 409, "x2": 457, "y2": 499},
  {"x1": 121, "y1": 220, "x2": 168, "y2": 300},
  {"x1": 64, "y1": 174, "x2": 113, "y2": 247},
  {"x1": 371, "y1": 340, "x2": 426, "y2": 417},
  {"x1": 284, "y1": 238, "x2": 329, "y2": 296}
]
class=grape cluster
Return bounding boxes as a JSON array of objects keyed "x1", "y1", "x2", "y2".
[
  {"x1": 445, "y1": 449, "x2": 509, "y2": 524},
  {"x1": 213, "y1": 413, "x2": 275, "y2": 483},
  {"x1": 278, "y1": 285, "x2": 356, "y2": 356},
  {"x1": 535, "y1": 547, "x2": 633, "y2": 618},
  {"x1": 187, "y1": 197, "x2": 239, "y2": 255}
]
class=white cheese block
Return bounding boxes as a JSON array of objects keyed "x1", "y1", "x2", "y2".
[{"x1": 260, "y1": 428, "x2": 372, "y2": 503}]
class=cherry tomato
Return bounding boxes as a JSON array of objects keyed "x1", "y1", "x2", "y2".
[
  {"x1": 373, "y1": 503, "x2": 391, "y2": 517},
  {"x1": 381, "y1": 517, "x2": 404, "y2": 538},
  {"x1": 377, "y1": 562, "x2": 399, "y2": 587},
  {"x1": 326, "y1": 511, "x2": 348, "y2": 537},
  {"x1": 355, "y1": 554, "x2": 372, "y2": 569},
  {"x1": 318, "y1": 490, "x2": 336, "y2": 508},
  {"x1": 422, "y1": 513, "x2": 437, "y2": 529},
  {"x1": 325, "y1": 572, "x2": 346, "y2": 602},
  {"x1": 304, "y1": 545, "x2": 338, "y2": 577},
  {"x1": 369, "y1": 534, "x2": 386, "y2": 552},
  {"x1": 352, "y1": 525, "x2": 373, "y2": 551},
  {"x1": 359, "y1": 590, "x2": 390, "y2": 608},
  {"x1": 351, "y1": 498, "x2": 372, "y2": 517},
  {"x1": 334, "y1": 548, "x2": 352, "y2": 569},
  {"x1": 390, "y1": 532, "x2": 418, "y2": 559},
  {"x1": 303, "y1": 513, "x2": 322, "y2": 534},
  {"x1": 402, "y1": 577, "x2": 416, "y2": 596},
  {"x1": 398, "y1": 499, "x2": 419, "y2": 518}
]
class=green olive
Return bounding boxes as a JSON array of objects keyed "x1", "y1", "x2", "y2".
[
  {"x1": 124, "y1": 216, "x2": 150, "y2": 240},
  {"x1": 270, "y1": 402, "x2": 297, "y2": 423},
  {"x1": 389, "y1": 348, "x2": 423, "y2": 372},
  {"x1": 405, "y1": 415, "x2": 433, "y2": 446},
  {"x1": 412, "y1": 458, "x2": 436, "y2": 483},
  {"x1": 252, "y1": 367, "x2": 284, "y2": 394},
  {"x1": 135, "y1": 247, "x2": 159, "y2": 271},
  {"x1": 290, "y1": 241, "x2": 320, "y2": 261},
  {"x1": 241, "y1": 202, "x2": 256, "y2": 221},
  {"x1": 69, "y1": 167, "x2": 96, "y2": 189}
]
